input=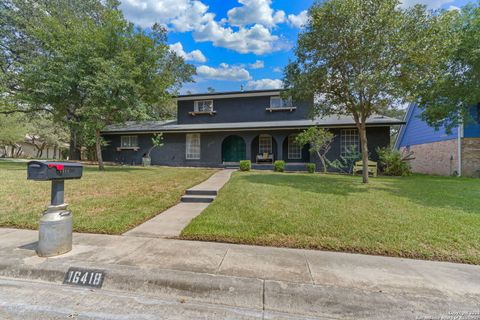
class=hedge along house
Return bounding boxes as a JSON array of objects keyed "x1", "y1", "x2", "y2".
[
  {"x1": 101, "y1": 89, "x2": 403, "y2": 171},
  {"x1": 395, "y1": 103, "x2": 480, "y2": 177}
]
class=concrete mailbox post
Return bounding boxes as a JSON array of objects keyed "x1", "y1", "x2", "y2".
[{"x1": 27, "y1": 161, "x2": 83, "y2": 257}]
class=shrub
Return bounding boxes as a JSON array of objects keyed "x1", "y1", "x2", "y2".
[
  {"x1": 327, "y1": 145, "x2": 362, "y2": 173},
  {"x1": 239, "y1": 160, "x2": 251, "y2": 171},
  {"x1": 306, "y1": 163, "x2": 316, "y2": 173},
  {"x1": 376, "y1": 147, "x2": 411, "y2": 176},
  {"x1": 274, "y1": 160, "x2": 285, "y2": 172}
]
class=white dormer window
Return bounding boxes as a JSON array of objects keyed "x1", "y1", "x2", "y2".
[
  {"x1": 194, "y1": 100, "x2": 214, "y2": 113},
  {"x1": 270, "y1": 96, "x2": 293, "y2": 109}
]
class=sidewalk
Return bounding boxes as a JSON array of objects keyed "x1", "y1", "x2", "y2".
[
  {"x1": 1, "y1": 228, "x2": 479, "y2": 319},
  {"x1": 124, "y1": 169, "x2": 235, "y2": 238}
]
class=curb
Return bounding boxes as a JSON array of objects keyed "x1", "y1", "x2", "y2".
[{"x1": 0, "y1": 257, "x2": 263, "y2": 310}]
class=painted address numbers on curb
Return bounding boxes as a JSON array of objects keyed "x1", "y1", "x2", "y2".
[{"x1": 63, "y1": 267, "x2": 105, "y2": 288}]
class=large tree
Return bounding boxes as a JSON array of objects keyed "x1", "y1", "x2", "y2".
[
  {"x1": 0, "y1": 114, "x2": 28, "y2": 157},
  {"x1": 27, "y1": 115, "x2": 69, "y2": 158},
  {"x1": 0, "y1": 0, "x2": 195, "y2": 168},
  {"x1": 415, "y1": 2, "x2": 480, "y2": 130},
  {"x1": 284, "y1": 0, "x2": 452, "y2": 183}
]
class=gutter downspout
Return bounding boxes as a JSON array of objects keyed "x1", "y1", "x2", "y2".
[{"x1": 457, "y1": 123, "x2": 463, "y2": 177}]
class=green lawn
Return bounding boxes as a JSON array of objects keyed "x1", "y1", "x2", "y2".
[
  {"x1": 181, "y1": 171, "x2": 480, "y2": 264},
  {"x1": 0, "y1": 161, "x2": 215, "y2": 234}
]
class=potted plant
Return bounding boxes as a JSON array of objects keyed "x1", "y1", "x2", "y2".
[{"x1": 142, "y1": 133, "x2": 163, "y2": 167}]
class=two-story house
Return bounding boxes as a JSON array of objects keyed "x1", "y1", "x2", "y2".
[
  {"x1": 101, "y1": 89, "x2": 402, "y2": 171},
  {"x1": 395, "y1": 103, "x2": 480, "y2": 177}
]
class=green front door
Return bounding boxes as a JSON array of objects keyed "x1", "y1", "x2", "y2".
[{"x1": 222, "y1": 136, "x2": 246, "y2": 162}]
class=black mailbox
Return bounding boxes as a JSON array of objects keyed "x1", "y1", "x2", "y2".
[{"x1": 27, "y1": 161, "x2": 83, "y2": 181}]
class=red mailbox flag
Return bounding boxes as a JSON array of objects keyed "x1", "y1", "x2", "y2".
[{"x1": 48, "y1": 164, "x2": 64, "y2": 171}]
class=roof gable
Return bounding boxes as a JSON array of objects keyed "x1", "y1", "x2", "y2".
[{"x1": 395, "y1": 103, "x2": 458, "y2": 148}]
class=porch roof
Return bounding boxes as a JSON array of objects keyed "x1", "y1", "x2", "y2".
[{"x1": 102, "y1": 115, "x2": 404, "y2": 134}]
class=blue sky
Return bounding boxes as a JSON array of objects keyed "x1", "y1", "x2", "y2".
[{"x1": 120, "y1": 0, "x2": 473, "y2": 94}]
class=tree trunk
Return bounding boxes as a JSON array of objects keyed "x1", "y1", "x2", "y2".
[
  {"x1": 68, "y1": 127, "x2": 81, "y2": 160},
  {"x1": 358, "y1": 124, "x2": 369, "y2": 184},
  {"x1": 53, "y1": 146, "x2": 57, "y2": 159},
  {"x1": 38, "y1": 142, "x2": 46, "y2": 158},
  {"x1": 317, "y1": 152, "x2": 327, "y2": 173},
  {"x1": 95, "y1": 129, "x2": 105, "y2": 171},
  {"x1": 15, "y1": 146, "x2": 22, "y2": 158}
]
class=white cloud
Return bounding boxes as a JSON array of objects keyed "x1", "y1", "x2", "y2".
[
  {"x1": 400, "y1": 0, "x2": 455, "y2": 9},
  {"x1": 170, "y1": 2, "x2": 213, "y2": 32},
  {"x1": 120, "y1": 0, "x2": 200, "y2": 28},
  {"x1": 448, "y1": 5, "x2": 461, "y2": 11},
  {"x1": 196, "y1": 63, "x2": 251, "y2": 81},
  {"x1": 272, "y1": 67, "x2": 282, "y2": 73},
  {"x1": 287, "y1": 10, "x2": 308, "y2": 29},
  {"x1": 193, "y1": 22, "x2": 284, "y2": 55},
  {"x1": 169, "y1": 42, "x2": 207, "y2": 63},
  {"x1": 246, "y1": 78, "x2": 283, "y2": 90},
  {"x1": 249, "y1": 60, "x2": 264, "y2": 69},
  {"x1": 120, "y1": 0, "x2": 289, "y2": 55},
  {"x1": 227, "y1": 0, "x2": 285, "y2": 28}
]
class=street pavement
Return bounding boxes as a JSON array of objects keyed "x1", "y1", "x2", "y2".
[
  {"x1": 0, "y1": 228, "x2": 479, "y2": 319},
  {"x1": 0, "y1": 277, "x2": 325, "y2": 320}
]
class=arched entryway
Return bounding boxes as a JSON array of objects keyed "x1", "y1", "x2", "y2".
[
  {"x1": 251, "y1": 134, "x2": 277, "y2": 163},
  {"x1": 222, "y1": 135, "x2": 246, "y2": 162}
]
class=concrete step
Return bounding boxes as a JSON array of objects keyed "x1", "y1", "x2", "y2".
[
  {"x1": 181, "y1": 194, "x2": 216, "y2": 203},
  {"x1": 185, "y1": 189, "x2": 218, "y2": 196}
]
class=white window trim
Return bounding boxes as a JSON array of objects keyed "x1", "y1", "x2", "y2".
[
  {"x1": 269, "y1": 96, "x2": 292, "y2": 109},
  {"x1": 340, "y1": 129, "x2": 359, "y2": 157},
  {"x1": 287, "y1": 135, "x2": 302, "y2": 160},
  {"x1": 259, "y1": 134, "x2": 273, "y2": 154},
  {"x1": 120, "y1": 135, "x2": 138, "y2": 148},
  {"x1": 186, "y1": 133, "x2": 201, "y2": 160},
  {"x1": 194, "y1": 100, "x2": 214, "y2": 113}
]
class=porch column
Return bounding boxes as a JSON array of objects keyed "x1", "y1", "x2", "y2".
[
  {"x1": 243, "y1": 135, "x2": 254, "y2": 162},
  {"x1": 273, "y1": 134, "x2": 285, "y2": 161}
]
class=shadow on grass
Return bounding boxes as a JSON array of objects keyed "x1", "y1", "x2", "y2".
[
  {"x1": 240, "y1": 172, "x2": 480, "y2": 215},
  {"x1": 372, "y1": 175, "x2": 480, "y2": 215},
  {"x1": 241, "y1": 173, "x2": 368, "y2": 196},
  {"x1": 0, "y1": 160, "x2": 152, "y2": 173}
]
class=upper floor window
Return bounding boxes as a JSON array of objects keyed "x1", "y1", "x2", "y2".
[
  {"x1": 194, "y1": 100, "x2": 214, "y2": 113},
  {"x1": 270, "y1": 96, "x2": 292, "y2": 109},
  {"x1": 340, "y1": 129, "x2": 359, "y2": 157},
  {"x1": 186, "y1": 133, "x2": 201, "y2": 159},
  {"x1": 121, "y1": 135, "x2": 138, "y2": 148},
  {"x1": 288, "y1": 134, "x2": 302, "y2": 159}
]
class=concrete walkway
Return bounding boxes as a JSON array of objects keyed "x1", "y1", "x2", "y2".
[
  {"x1": 1, "y1": 228, "x2": 479, "y2": 319},
  {"x1": 124, "y1": 169, "x2": 235, "y2": 238}
]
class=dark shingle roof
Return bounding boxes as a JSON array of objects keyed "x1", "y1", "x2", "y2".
[
  {"x1": 102, "y1": 115, "x2": 404, "y2": 134},
  {"x1": 177, "y1": 89, "x2": 285, "y2": 99}
]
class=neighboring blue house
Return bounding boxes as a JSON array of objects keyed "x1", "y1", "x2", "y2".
[
  {"x1": 396, "y1": 103, "x2": 480, "y2": 177},
  {"x1": 101, "y1": 89, "x2": 402, "y2": 171}
]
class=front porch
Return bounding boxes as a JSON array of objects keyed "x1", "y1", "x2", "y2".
[
  {"x1": 221, "y1": 132, "x2": 311, "y2": 165},
  {"x1": 224, "y1": 162, "x2": 311, "y2": 171}
]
